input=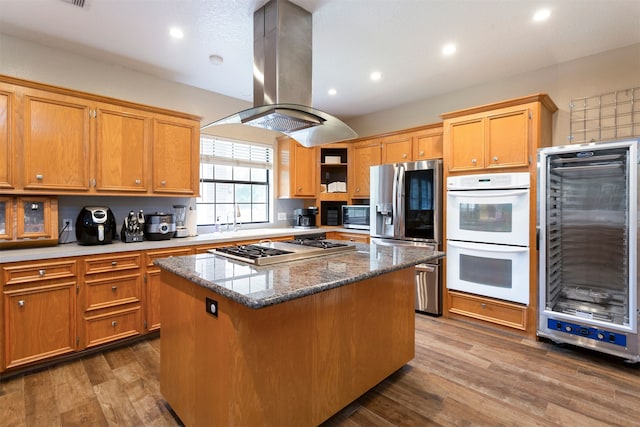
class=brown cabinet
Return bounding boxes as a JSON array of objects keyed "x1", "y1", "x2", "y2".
[
  {"x1": 0, "y1": 75, "x2": 201, "y2": 196},
  {"x1": 381, "y1": 133, "x2": 412, "y2": 163},
  {"x1": 22, "y1": 87, "x2": 91, "y2": 191},
  {"x1": 278, "y1": 136, "x2": 317, "y2": 198},
  {"x1": 81, "y1": 253, "x2": 143, "y2": 348},
  {"x1": 351, "y1": 138, "x2": 381, "y2": 198},
  {"x1": 1, "y1": 259, "x2": 77, "y2": 370},
  {"x1": 153, "y1": 115, "x2": 200, "y2": 195},
  {"x1": 329, "y1": 231, "x2": 369, "y2": 243},
  {"x1": 413, "y1": 127, "x2": 443, "y2": 161},
  {"x1": 0, "y1": 88, "x2": 14, "y2": 189},
  {"x1": 0, "y1": 196, "x2": 59, "y2": 249},
  {"x1": 95, "y1": 103, "x2": 150, "y2": 193},
  {"x1": 441, "y1": 94, "x2": 558, "y2": 337},
  {"x1": 144, "y1": 247, "x2": 194, "y2": 331},
  {"x1": 444, "y1": 104, "x2": 531, "y2": 172}
]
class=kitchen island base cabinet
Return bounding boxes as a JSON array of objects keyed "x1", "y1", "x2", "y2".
[{"x1": 160, "y1": 267, "x2": 416, "y2": 427}]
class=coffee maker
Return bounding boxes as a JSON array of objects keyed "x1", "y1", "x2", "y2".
[{"x1": 293, "y1": 207, "x2": 318, "y2": 228}]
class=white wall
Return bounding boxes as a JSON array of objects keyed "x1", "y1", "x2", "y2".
[{"x1": 347, "y1": 43, "x2": 640, "y2": 146}]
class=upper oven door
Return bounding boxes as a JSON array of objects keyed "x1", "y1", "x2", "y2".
[{"x1": 446, "y1": 188, "x2": 529, "y2": 246}]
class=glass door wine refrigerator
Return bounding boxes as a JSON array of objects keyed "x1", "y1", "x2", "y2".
[{"x1": 538, "y1": 139, "x2": 639, "y2": 362}]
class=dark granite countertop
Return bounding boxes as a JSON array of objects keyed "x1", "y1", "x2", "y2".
[{"x1": 154, "y1": 241, "x2": 445, "y2": 309}]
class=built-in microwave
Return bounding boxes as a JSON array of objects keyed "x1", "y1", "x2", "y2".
[{"x1": 342, "y1": 205, "x2": 370, "y2": 230}]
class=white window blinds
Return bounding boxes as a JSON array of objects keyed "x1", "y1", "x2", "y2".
[{"x1": 200, "y1": 136, "x2": 274, "y2": 169}]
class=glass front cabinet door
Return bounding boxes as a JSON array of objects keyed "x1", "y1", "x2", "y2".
[{"x1": 0, "y1": 196, "x2": 12, "y2": 241}]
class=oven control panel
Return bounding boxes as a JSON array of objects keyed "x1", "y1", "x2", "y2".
[{"x1": 547, "y1": 319, "x2": 626, "y2": 347}]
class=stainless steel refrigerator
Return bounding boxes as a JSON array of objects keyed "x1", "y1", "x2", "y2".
[
  {"x1": 537, "y1": 139, "x2": 640, "y2": 362},
  {"x1": 369, "y1": 160, "x2": 443, "y2": 315}
]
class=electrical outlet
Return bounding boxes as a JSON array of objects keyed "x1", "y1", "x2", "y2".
[
  {"x1": 63, "y1": 218, "x2": 73, "y2": 231},
  {"x1": 277, "y1": 212, "x2": 286, "y2": 220}
]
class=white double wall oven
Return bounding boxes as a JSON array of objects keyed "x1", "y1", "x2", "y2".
[{"x1": 446, "y1": 172, "x2": 531, "y2": 305}]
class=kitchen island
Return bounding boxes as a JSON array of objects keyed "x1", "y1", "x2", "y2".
[{"x1": 155, "y1": 241, "x2": 444, "y2": 426}]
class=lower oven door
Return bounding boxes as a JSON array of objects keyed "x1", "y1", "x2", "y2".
[{"x1": 446, "y1": 240, "x2": 529, "y2": 304}]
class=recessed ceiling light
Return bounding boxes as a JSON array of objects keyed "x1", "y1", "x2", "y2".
[
  {"x1": 209, "y1": 54, "x2": 224, "y2": 65},
  {"x1": 533, "y1": 8, "x2": 551, "y2": 22},
  {"x1": 328, "y1": 88, "x2": 337, "y2": 96},
  {"x1": 370, "y1": 71, "x2": 382, "y2": 81},
  {"x1": 169, "y1": 27, "x2": 184, "y2": 39},
  {"x1": 442, "y1": 43, "x2": 456, "y2": 56}
]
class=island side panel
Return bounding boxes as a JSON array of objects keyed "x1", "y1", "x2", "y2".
[{"x1": 160, "y1": 267, "x2": 416, "y2": 426}]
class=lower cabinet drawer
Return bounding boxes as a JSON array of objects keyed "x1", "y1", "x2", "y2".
[
  {"x1": 84, "y1": 306, "x2": 142, "y2": 348},
  {"x1": 448, "y1": 291, "x2": 527, "y2": 331},
  {"x1": 85, "y1": 274, "x2": 142, "y2": 311}
]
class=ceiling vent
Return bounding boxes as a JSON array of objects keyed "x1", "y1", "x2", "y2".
[
  {"x1": 61, "y1": 0, "x2": 87, "y2": 8},
  {"x1": 202, "y1": 0, "x2": 357, "y2": 147}
]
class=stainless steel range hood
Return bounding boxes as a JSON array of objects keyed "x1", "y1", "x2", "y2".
[{"x1": 201, "y1": 0, "x2": 357, "y2": 147}]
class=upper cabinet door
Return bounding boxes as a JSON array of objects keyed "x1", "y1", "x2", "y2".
[
  {"x1": 153, "y1": 115, "x2": 200, "y2": 195},
  {"x1": 0, "y1": 90, "x2": 14, "y2": 189},
  {"x1": 95, "y1": 104, "x2": 150, "y2": 193},
  {"x1": 352, "y1": 139, "x2": 381, "y2": 198},
  {"x1": 381, "y1": 134, "x2": 412, "y2": 164},
  {"x1": 485, "y1": 107, "x2": 530, "y2": 169},
  {"x1": 22, "y1": 90, "x2": 91, "y2": 191},
  {"x1": 413, "y1": 128, "x2": 443, "y2": 160},
  {"x1": 446, "y1": 118, "x2": 484, "y2": 172}
]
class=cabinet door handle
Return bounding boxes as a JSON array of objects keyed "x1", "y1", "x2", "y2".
[
  {"x1": 111, "y1": 286, "x2": 118, "y2": 292},
  {"x1": 355, "y1": 187, "x2": 360, "y2": 192},
  {"x1": 36, "y1": 174, "x2": 44, "y2": 180},
  {"x1": 419, "y1": 151, "x2": 425, "y2": 156},
  {"x1": 38, "y1": 269, "x2": 46, "y2": 277},
  {"x1": 297, "y1": 187, "x2": 302, "y2": 192},
  {"x1": 18, "y1": 300, "x2": 25, "y2": 307},
  {"x1": 161, "y1": 180, "x2": 166, "y2": 186},
  {"x1": 111, "y1": 261, "x2": 118, "y2": 267},
  {"x1": 481, "y1": 303, "x2": 487, "y2": 309},
  {"x1": 402, "y1": 153, "x2": 407, "y2": 159},
  {"x1": 493, "y1": 156, "x2": 498, "y2": 162},
  {"x1": 471, "y1": 158, "x2": 477, "y2": 164},
  {"x1": 111, "y1": 321, "x2": 118, "y2": 327},
  {"x1": 135, "y1": 179, "x2": 141, "y2": 185}
]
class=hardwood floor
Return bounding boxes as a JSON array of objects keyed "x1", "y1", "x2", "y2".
[{"x1": 1, "y1": 314, "x2": 639, "y2": 426}]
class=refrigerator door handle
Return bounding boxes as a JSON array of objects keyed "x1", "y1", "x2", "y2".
[{"x1": 394, "y1": 164, "x2": 405, "y2": 237}]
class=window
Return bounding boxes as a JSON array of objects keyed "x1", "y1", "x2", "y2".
[{"x1": 197, "y1": 136, "x2": 274, "y2": 226}]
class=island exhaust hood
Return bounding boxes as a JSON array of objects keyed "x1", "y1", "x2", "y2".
[{"x1": 201, "y1": 0, "x2": 357, "y2": 147}]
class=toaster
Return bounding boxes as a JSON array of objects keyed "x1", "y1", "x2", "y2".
[{"x1": 144, "y1": 212, "x2": 176, "y2": 240}]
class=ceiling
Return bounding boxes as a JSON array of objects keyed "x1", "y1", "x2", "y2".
[{"x1": 1, "y1": 0, "x2": 639, "y2": 120}]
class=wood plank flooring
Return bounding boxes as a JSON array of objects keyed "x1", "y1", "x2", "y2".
[{"x1": 1, "y1": 314, "x2": 639, "y2": 426}]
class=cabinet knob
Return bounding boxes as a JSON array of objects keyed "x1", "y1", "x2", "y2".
[
  {"x1": 111, "y1": 261, "x2": 118, "y2": 267},
  {"x1": 471, "y1": 158, "x2": 477, "y2": 164},
  {"x1": 493, "y1": 156, "x2": 498, "y2": 162},
  {"x1": 135, "y1": 179, "x2": 141, "y2": 185},
  {"x1": 111, "y1": 286, "x2": 118, "y2": 292},
  {"x1": 297, "y1": 187, "x2": 302, "y2": 192},
  {"x1": 481, "y1": 303, "x2": 487, "y2": 309},
  {"x1": 36, "y1": 174, "x2": 43, "y2": 180},
  {"x1": 419, "y1": 151, "x2": 425, "y2": 156},
  {"x1": 18, "y1": 300, "x2": 25, "y2": 307},
  {"x1": 161, "y1": 180, "x2": 166, "y2": 186},
  {"x1": 402, "y1": 153, "x2": 407, "y2": 159},
  {"x1": 38, "y1": 269, "x2": 45, "y2": 277},
  {"x1": 111, "y1": 321, "x2": 118, "y2": 327},
  {"x1": 355, "y1": 187, "x2": 360, "y2": 192}
]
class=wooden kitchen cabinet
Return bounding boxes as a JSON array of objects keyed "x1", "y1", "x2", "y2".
[
  {"x1": 152, "y1": 114, "x2": 200, "y2": 195},
  {"x1": 278, "y1": 136, "x2": 317, "y2": 198},
  {"x1": 1, "y1": 259, "x2": 78, "y2": 370},
  {"x1": 0, "y1": 89, "x2": 14, "y2": 190},
  {"x1": 351, "y1": 138, "x2": 381, "y2": 198},
  {"x1": 442, "y1": 97, "x2": 556, "y2": 173},
  {"x1": 144, "y1": 247, "x2": 194, "y2": 331},
  {"x1": 381, "y1": 133, "x2": 412, "y2": 163},
  {"x1": 81, "y1": 253, "x2": 143, "y2": 348},
  {"x1": 21, "y1": 87, "x2": 91, "y2": 191},
  {"x1": 0, "y1": 196, "x2": 59, "y2": 249},
  {"x1": 447, "y1": 291, "x2": 527, "y2": 331},
  {"x1": 413, "y1": 126, "x2": 443, "y2": 160},
  {"x1": 329, "y1": 231, "x2": 369, "y2": 243},
  {"x1": 94, "y1": 103, "x2": 150, "y2": 193},
  {"x1": 0, "y1": 75, "x2": 201, "y2": 196}
]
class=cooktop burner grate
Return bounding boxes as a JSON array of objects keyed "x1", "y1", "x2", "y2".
[{"x1": 214, "y1": 245, "x2": 293, "y2": 260}]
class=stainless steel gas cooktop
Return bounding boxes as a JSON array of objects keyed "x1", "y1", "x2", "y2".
[{"x1": 209, "y1": 239, "x2": 356, "y2": 265}]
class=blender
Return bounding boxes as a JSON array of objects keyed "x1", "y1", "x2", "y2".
[{"x1": 173, "y1": 204, "x2": 188, "y2": 238}]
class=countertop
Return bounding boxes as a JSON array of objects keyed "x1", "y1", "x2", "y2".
[
  {"x1": 0, "y1": 227, "x2": 366, "y2": 263},
  {"x1": 154, "y1": 241, "x2": 444, "y2": 309}
]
